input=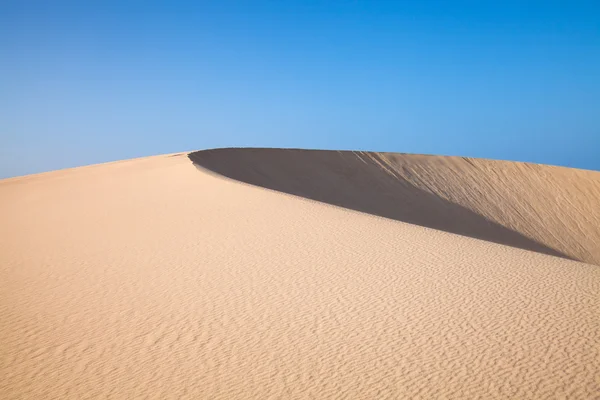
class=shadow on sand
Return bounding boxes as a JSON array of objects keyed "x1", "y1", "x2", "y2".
[{"x1": 188, "y1": 148, "x2": 570, "y2": 260}]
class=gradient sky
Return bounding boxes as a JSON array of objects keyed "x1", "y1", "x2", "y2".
[{"x1": 1, "y1": 1, "x2": 599, "y2": 178}]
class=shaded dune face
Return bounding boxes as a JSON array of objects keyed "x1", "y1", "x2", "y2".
[{"x1": 189, "y1": 148, "x2": 600, "y2": 265}]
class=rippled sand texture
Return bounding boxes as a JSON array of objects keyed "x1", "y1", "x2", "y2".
[{"x1": 1, "y1": 149, "x2": 599, "y2": 399}]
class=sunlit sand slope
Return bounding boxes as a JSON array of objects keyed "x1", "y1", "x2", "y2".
[{"x1": 1, "y1": 150, "x2": 599, "y2": 399}]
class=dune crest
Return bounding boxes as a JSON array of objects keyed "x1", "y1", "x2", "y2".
[{"x1": 190, "y1": 148, "x2": 600, "y2": 265}]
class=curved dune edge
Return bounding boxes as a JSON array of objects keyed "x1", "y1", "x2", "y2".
[{"x1": 189, "y1": 148, "x2": 600, "y2": 265}]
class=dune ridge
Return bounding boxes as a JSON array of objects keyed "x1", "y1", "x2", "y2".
[
  {"x1": 190, "y1": 148, "x2": 600, "y2": 265},
  {"x1": 1, "y1": 149, "x2": 599, "y2": 399}
]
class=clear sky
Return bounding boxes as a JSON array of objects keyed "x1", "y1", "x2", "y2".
[{"x1": 1, "y1": 1, "x2": 599, "y2": 178}]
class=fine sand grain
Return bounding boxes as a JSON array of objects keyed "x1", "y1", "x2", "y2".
[{"x1": 1, "y1": 149, "x2": 599, "y2": 399}]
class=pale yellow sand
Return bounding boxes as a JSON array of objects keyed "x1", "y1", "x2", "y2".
[{"x1": 1, "y1": 149, "x2": 599, "y2": 399}]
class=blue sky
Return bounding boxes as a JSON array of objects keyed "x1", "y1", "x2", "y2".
[{"x1": 1, "y1": 1, "x2": 599, "y2": 177}]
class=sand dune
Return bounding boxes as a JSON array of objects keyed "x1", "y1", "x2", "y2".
[{"x1": 1, "y1": 149, "x2": 599, "y2": 399}]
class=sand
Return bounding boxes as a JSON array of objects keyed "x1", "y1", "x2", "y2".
[{"x1": 1, "y1": 148, "x2": 599, "y2": 399}]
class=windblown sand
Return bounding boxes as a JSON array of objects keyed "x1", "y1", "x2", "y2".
[{"x1": 1, "y1": 149, "x2": 599, "y2": 399}]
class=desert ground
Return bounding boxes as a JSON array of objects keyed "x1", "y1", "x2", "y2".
[{"x1": 1, "y1": 148, "x2": 599, "y2": 399}]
